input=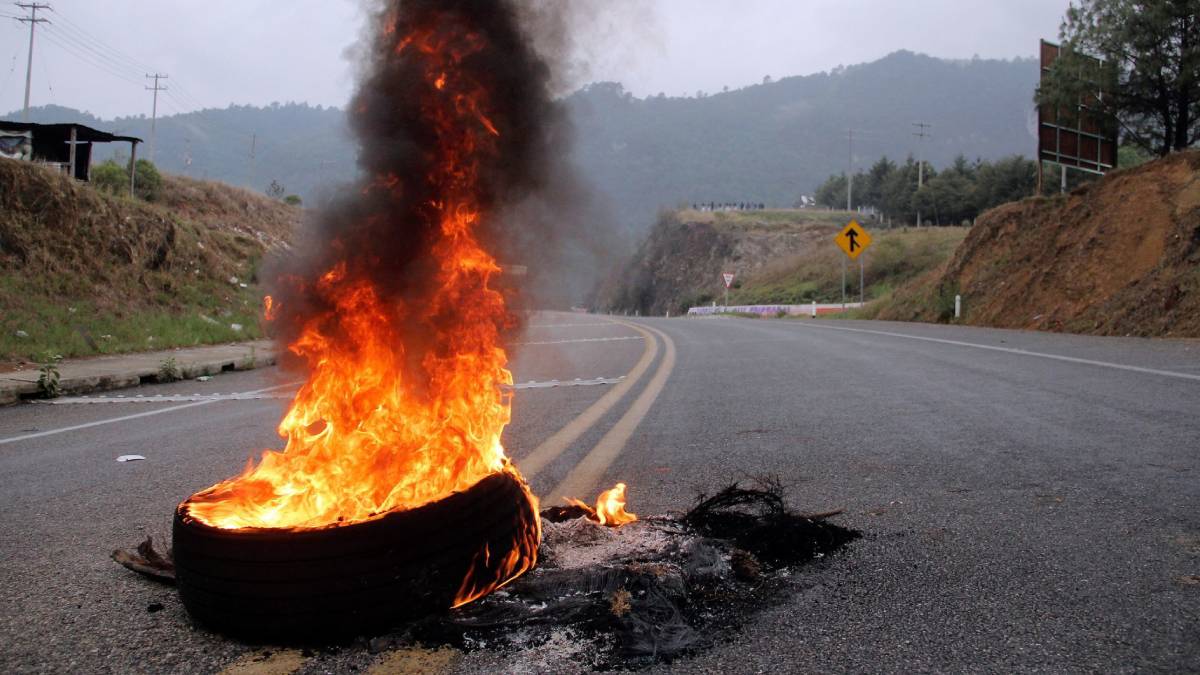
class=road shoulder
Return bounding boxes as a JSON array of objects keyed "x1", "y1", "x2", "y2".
[{"x1": 0, "y1": 340, "x2": 277, "y2": 405}]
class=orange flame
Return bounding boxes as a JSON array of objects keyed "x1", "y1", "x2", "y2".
[
  {"x1": 566, "y1": 482, "x2": 638, "y2": 527},
  {"x1": 178, "y1": 7, "x2": 540, "y2": 607}
]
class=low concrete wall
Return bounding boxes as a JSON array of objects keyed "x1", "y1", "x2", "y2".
[{"x1": 686, "y1": 302, "x2": 864, "y2": 317}]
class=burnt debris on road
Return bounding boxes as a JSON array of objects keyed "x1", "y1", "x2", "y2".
[{"x1": 114, "y1": 480, "x2": 858, "y2": 669}]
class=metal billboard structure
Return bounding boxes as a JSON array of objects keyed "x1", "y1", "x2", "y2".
[{"x1": 1037, "y1": 40, "x2": 1118, "y2": 192}]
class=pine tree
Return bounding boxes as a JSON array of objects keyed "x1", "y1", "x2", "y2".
[{"x1": 1037, "y1": 0, "x2": 1200, "y2": 156}]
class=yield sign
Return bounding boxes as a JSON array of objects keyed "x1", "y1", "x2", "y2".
[
  {"x1": 835, "y1": 220, "x2": 872, "y2": 260},
  {"x1": 722, "y1": 272, "x2": 735, "y2": 288}
]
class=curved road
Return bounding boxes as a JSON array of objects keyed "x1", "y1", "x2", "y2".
[{"x1": 1, "y1": 314, "x2": 1197, "y2": 672}]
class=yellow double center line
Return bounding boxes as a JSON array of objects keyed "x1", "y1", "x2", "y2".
[{"x1": 518, "y1": 318, "x2": 677, "y2": 505}]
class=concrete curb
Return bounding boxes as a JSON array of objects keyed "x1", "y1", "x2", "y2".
[{"x1": 0, "y1": 341, "x2": 277, "y2": 405}]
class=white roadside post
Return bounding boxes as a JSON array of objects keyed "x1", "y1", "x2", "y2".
[
  {"x1": 721, "y1": 272, "x2": 735, "y2": 312},
  {"x1": 810, "y1": 300, "x2": 817, "y2": 318},
  {"x1": 954, "y1": 294, "x2": 962, "y2": 319}
]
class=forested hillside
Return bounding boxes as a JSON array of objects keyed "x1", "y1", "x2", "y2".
[
  {"x1": 7, "y1": 50, "x2": 1038, "y2": 234},
  {"x1": 567, "y1": 51, "x2": 1037, "y2": 230}
]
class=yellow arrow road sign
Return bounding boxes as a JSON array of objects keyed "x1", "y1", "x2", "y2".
[{"x1": 835, "y1": 220, "x2": 872, "y2": 260}]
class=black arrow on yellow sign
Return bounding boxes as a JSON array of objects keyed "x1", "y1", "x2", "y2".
[{"x1": 835, "y1": 220, "x2": 872, "y2": 260}]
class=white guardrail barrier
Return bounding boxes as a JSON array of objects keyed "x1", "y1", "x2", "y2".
[{"x1": 686, "y1": 302, "x2": 864, "y2": 317}]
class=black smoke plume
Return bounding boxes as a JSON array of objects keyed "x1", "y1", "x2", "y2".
[{"x1": 267, "y1": 0, "x2": 601, "y2": 375}]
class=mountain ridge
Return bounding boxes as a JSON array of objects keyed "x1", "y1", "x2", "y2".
[{"x1": 7, "y1": 50, "x2": 1039, "y2": 235}]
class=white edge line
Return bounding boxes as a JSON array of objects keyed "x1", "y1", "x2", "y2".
[
  {"x1": 514, "y1": 336, "x2": 644, "y2": 346},
  {"x1": 41, "y1": 376, "x2": 627, "y2": 404},
  {"x1": 526, "y1": 323, "x2": 618, "y2": 328},
  {"x1": 796, "y1": 322, "x2": 1200, "y2": 382},
  {"x1": 0, "y1": 381, "x2": 303, "y2": 446}
]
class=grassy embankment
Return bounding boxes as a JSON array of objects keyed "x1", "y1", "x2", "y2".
[
  {"x1": 0, "y1": 159, "x2": 296, "y2": 363},
  {"x1": 726, "y1": 226, "x2": 967, "y2": 309},
  {"x1": 865, "y1": 150, "x2": 1200, "y2": 335}
]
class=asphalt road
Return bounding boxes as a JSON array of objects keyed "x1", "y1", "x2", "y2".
[{"x1": 1, "y1": 314, "x2": 1198, "y2": 673}]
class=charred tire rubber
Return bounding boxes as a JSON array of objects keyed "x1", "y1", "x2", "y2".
[{"x1": 172, "y1": 471, "x2": 538, "y2": 640}]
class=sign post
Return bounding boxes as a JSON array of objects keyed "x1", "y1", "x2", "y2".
[
  {"x1": 834, "y1": 220, "x2": 872, "y2": 309},
  {"x1": 721, "y1": 272, "x2": 735, "y2": 309}
]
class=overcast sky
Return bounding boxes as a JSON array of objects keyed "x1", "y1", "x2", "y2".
[{"x1": 1, "y1": 0, "x2": 1073, "y2": 120}]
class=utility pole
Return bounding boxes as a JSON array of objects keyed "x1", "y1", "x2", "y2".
[
  {"x1": 846, "y1": 129, "x2": 853, "y2": 212},
  {"x1": 145, "y1": 73, "x2": 169, "y2": 163},
  {"x1": 16, "y1": 3, "x2": 51, "y2": 122},
  {"x1": 249, "y1": 133, "x2": 257, "y2": 189},
  {"x1": 912, "y1": 122, "x2": 931, "y2": 226}
]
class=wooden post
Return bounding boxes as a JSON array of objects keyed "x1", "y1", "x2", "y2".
[
  {"x1": 68, "y1": 126, "x2": 77, "y2": 180},
  {"x1": 129, "y1": 141, "x2": 138, "y2": 197},
  {"x1": 1036, "y1": 159, "x2": 1043, "y2": 196}
]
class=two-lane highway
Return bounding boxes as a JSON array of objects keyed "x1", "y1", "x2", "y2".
[
  {"x1": 1, "y1": 314, "x2": 1197, "y2": 673},
  {"x1": 613, "y1": 317, "x2": 1200, "y2": 673}
]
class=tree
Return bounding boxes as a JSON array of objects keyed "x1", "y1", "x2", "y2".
[
  {"x1": 266, "y1": 180, "x2": 286, "y2": 199},
  {"x1": 973, "y1": 156, "x2": 1037, "y2": 210},
  {"x1": 880, "y1": 157, "x2": 922, "y2": 223},
  {"x1": 862, "y1": 156, "x2": 896, "y2": 211},
  {"x1": 915, "y1": 171, "x2": 975, "y2": 225},
  {"x1": 1037, "y1": 0, "x2": 1200, "y2": 157},
  {"x1": 814, "y1": 174, "x2": 847, "y2": 209}
]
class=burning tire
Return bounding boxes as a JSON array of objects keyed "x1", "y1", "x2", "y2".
[{"x1": 173, "y1": 470, "x2": 539, "y2": 640}]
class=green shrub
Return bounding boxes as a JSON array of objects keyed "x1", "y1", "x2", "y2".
[
  {"x1": 157, "y1": 356, "x2": 181, "y2": 383},
  {"x1": 90, "y1": 160, "x2": 126, "y2": 195},
  {"x1": 283, "y1": 194, "x2": 302, "y2": 206},
  {"x1": 133, "y1": 159, "x2": 163, "y2": 202},
  {"x1": 88, "y1": 159, "x2": 163, "y2": 202},
  {"x1": 37, "y1": 353, "x2": 62, "y2": 399}
]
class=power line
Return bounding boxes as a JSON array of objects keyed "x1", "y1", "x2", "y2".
[
  {"x1": 47, "y1": 6, "x2": 155, "y2": 74},
  {"x1": 37, "y1": 27, "x2": 144, "y2": 87},
  {"x1": 166, "y1": 80, "x2": 207, "y2": 110},
  {"x1": 1, "y1": 39, "x2": 20, "y2": 98},
  {"x1": 42, "y1": 23, "x2": 146, "y2": 82}
]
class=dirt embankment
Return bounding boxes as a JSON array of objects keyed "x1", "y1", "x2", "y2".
[
  {"x1": 875, "y1": 150, "x2": 1200, "y2": 337},
  {"x1": 593, "y1": 210, "x2": 845, "y2": 315},
  {"x1": 0, "y1": 158, "x2": 300, "y2": 361}
]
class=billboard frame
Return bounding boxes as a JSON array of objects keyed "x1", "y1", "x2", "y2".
[{"x1": 1037, "y1": 39, "x2": 1118, "y2": 191}]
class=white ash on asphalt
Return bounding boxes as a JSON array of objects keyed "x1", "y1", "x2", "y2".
[
  {"x1": 402, "y1": 483, "x2": 861, "y2": 670},
  {"x1": 539, "y1": 517, "x2": 674, "y2": 569}
]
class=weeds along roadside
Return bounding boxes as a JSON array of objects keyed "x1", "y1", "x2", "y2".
[{"x1": 0, "y1": 159, "x2": 297, "y2": 364}]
